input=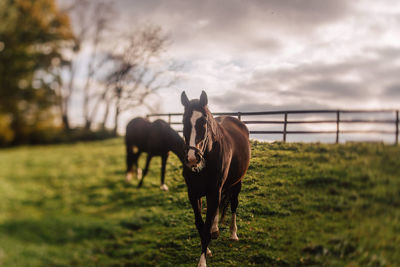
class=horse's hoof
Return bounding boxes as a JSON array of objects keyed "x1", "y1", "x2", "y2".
[
  {"x1": 198, "y1": 253, "x2": 207, "y2": 267},
  {"x1": 206, "y1": 248, "x2": 212, "y2": 257},
  {"x1": 211, "y1": 231, "x2": 219, "y2": 239},
  {"x1": 125, "y1": 172, "x2": 133, "y2": 182},
  {"x1": 230, "y1": 234, "x2": 239, "y2": 241},
  {"x1": 160, "y1": 184, "x2": 169, "y2": 191},
  {"x1": 137, "y1": 168, "x2": 142, "y2": 179}
]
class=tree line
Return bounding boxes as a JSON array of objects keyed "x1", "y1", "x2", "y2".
[{"x1": 0, "y1": 0, "x2": 177, "y2": 146}]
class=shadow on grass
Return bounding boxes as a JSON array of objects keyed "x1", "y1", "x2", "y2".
[
  {"x1": 108, "y1": 191, "x2": 165, "y2": 208},
  {"x1": 0, "y1": 216, "x2": 119, "y2": 244},
  {"x1": 302, "y1": 174, "x2": 373, "y2": 190},
  {"x1": 112, "y1": 169, "x2": 125, "y2": 176}
]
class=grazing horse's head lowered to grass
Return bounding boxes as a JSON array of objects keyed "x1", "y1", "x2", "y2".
[
  {"x1": 125, "y1": 117, "x2": 185, "y2": 191},
  {"x1": 180, "y1": 90, "x2": 251, "y2": 267}
]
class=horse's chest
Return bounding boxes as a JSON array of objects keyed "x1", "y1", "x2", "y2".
[
  {"x1": 185, "y1": 172, "x2": 221, "y2": 197},
  {"x1": 185, "y1": 176, "x2": 208, "y2": 197}
]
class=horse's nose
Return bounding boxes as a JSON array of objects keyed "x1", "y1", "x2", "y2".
[
  {"x1": 187, "y1": 151, "x2": 197, "y2": 167},
  {"x1": 187, "y1": 158, "x2": 197, "y2": 167}
]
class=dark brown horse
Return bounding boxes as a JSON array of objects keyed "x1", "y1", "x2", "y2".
[
  {"x1": 125, "y1": 117, "x2": 185, "y2": 190},
  {"x1": 180, "y1": 91, "x2": 251, "y2": 267}
]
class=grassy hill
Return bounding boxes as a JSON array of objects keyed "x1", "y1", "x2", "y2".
[{"x1": 0, "y1": 139, "x2": 399, "y2": 266}]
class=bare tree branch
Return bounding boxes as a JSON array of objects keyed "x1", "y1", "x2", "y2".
[
  {"x1": 106, "y1": 25, "x2": 180, "y2": 134},
  {"x1": 56, "y1": 0, "x2": 117, "y2": 130}
]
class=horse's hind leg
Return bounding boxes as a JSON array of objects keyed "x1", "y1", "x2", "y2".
[
  {"x1": 160, "y1": 153, "x2": 169, "y2": 191},
  {"x1": 126, "y1": 145, "x2": 140, "y2": 182},
  {"x1": 134, "y1": 151, "x2": 142, "y2": 179},
  {"x1": 230, "y1": 182, "x2": 242, "y2": 241},
  {"x1": 125, "y1": 145, "x2": 134, "y2": 182},
  {"x1": 210, "y1": 206, "x2": 219, "y2": 239},
  {"x1": 218, "y1": 190, "x2": 230, "y2": 225},
  {"x1": 137, "y1": 154, "x2": 152, "y2": 188}
]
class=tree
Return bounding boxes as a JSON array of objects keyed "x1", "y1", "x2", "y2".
[
  {"x1": 105, "y1": 25, "x2": 179, "y2": 134},
  {"x1": 0, "y1": 0, "x2": 73, "y2": 145},
  {"x1": 56, "y1": 0, "x2": 115, "y2": 131},
  {"x1": 55, "y1": 1, "x2": 179, "y2": 134}
]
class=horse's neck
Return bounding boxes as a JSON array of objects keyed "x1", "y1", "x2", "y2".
[
  {"x1": 168, "y1": 129, "x2": 185, "y2": 163},
  {"x1": 205, "y1": 114, "x2": 224, "y2": 153}
]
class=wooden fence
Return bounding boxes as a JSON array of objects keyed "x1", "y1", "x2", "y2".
[{"x1": 147, "y1": 109, "x2": 399, "y2": 144}]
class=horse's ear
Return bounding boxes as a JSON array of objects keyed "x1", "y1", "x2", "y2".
[
  {"x1": 199, "y1": 90, "x2": 208, "y2": 107},
  {"x1": 181, "y1": 91, "x2": 189, "y2": 107}
]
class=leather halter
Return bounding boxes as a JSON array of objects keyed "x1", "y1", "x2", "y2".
[{"x1": 185, "y1": 115, "x2": 209, "y2": 172}]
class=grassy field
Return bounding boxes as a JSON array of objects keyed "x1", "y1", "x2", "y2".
[{"x1": 0, "y1": 139, "x2": 399, "y2": 266}]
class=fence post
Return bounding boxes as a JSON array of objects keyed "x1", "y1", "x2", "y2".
[
  {"x1": 396, "y1": 110, "x2": 399, "y2": 145},
  {"x1": 238, "y1": 112, "x2": 241, "y2": 121},
  {"x1": 283, "y1": 112, "x2": 288, "y2": 142},
  {"x1": 336, "y1": 111, "x2": 340, "y2": 144},
  {"x1": 168, "y1": 114, "x2": 171, "y2": 125}
]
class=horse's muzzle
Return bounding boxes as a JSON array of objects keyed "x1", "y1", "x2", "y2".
[
  {"x1": 186, "y1": 156, "x2": 198, "y2": 168},
  {"x1": 184, "y1": 146, "x2": 205, "y2": 172}
]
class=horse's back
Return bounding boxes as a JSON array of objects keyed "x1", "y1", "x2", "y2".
[
  {"x1": 216, "y1": 116, "x2": 249, "y2": 138},
  {"x1": 146, "y1": 119, "x2": 173, "y2": 154},
  {"x1": 125, "y1": 117, "x2": 151, "y2": 150},
  {"x1": 151, "y1": 119, "x2": 170, "y2": 130},
  {"x1": 216, "y1": 116, "x2": 251, "y2": 185}
]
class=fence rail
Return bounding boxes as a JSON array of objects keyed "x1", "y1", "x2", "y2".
[{"x1": 147, "y1": 109, "x2": 399, "y2": 144}]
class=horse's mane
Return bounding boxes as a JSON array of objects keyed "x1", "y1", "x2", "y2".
[{"x1": 205, "y1": 106, "x2": 223, "y2": 142}]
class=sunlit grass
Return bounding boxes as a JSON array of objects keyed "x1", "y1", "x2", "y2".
[{"x1": 0, "y1": 139, "x2": 399, "y2": 266}]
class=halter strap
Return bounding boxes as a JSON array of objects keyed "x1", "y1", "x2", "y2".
[{"x1": 185, "y1": 115, "x2": 209, "y2": 161}]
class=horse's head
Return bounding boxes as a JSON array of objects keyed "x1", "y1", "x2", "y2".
[{"x1": 181, "y1": 90, "x2": 210, "y2": 172}]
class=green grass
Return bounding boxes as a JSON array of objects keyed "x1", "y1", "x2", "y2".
[{"x1": 0, "y1": 139, "x2": 399, "y2": 266}]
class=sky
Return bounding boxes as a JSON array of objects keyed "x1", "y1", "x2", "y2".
[
  {"x1": 72, "y1": 0, "x2": 400, "y2": 142},
  {"x1": 115, "y1": 0, "x2": 400, "y2": 111}
]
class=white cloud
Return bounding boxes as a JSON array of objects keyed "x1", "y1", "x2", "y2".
[{"x1": 62, "y1": 0, "x2": 400, "y2": 139}]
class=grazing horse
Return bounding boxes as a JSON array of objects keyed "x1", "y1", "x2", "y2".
[
  {"x1": 125, "y1": 117, "x2": 185, "y2": 191},
  {"x1": 180, "y1": 91, "x2": 251, "y2": 267}
]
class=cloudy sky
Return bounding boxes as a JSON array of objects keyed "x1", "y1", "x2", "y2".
[
  {"x1": 69, "y1": 0, "x2": 400, "y2": 141},
  {"x1": 115, "y1": 0, "x2": 400, "y2": 113}
]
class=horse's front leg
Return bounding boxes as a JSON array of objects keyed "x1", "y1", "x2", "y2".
[
  {"x1": 189, "y1": 195, "x2": 212, "y2": 266},
  {"x1": 189, "y1": 195, "x2": 204, "y2": 238},
  {"x1": 160, "y1": 153, "x2": 169, "y2": 191},
  {"x1": 198, "y1": 191, "x2": 220, "y2": 267}
]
